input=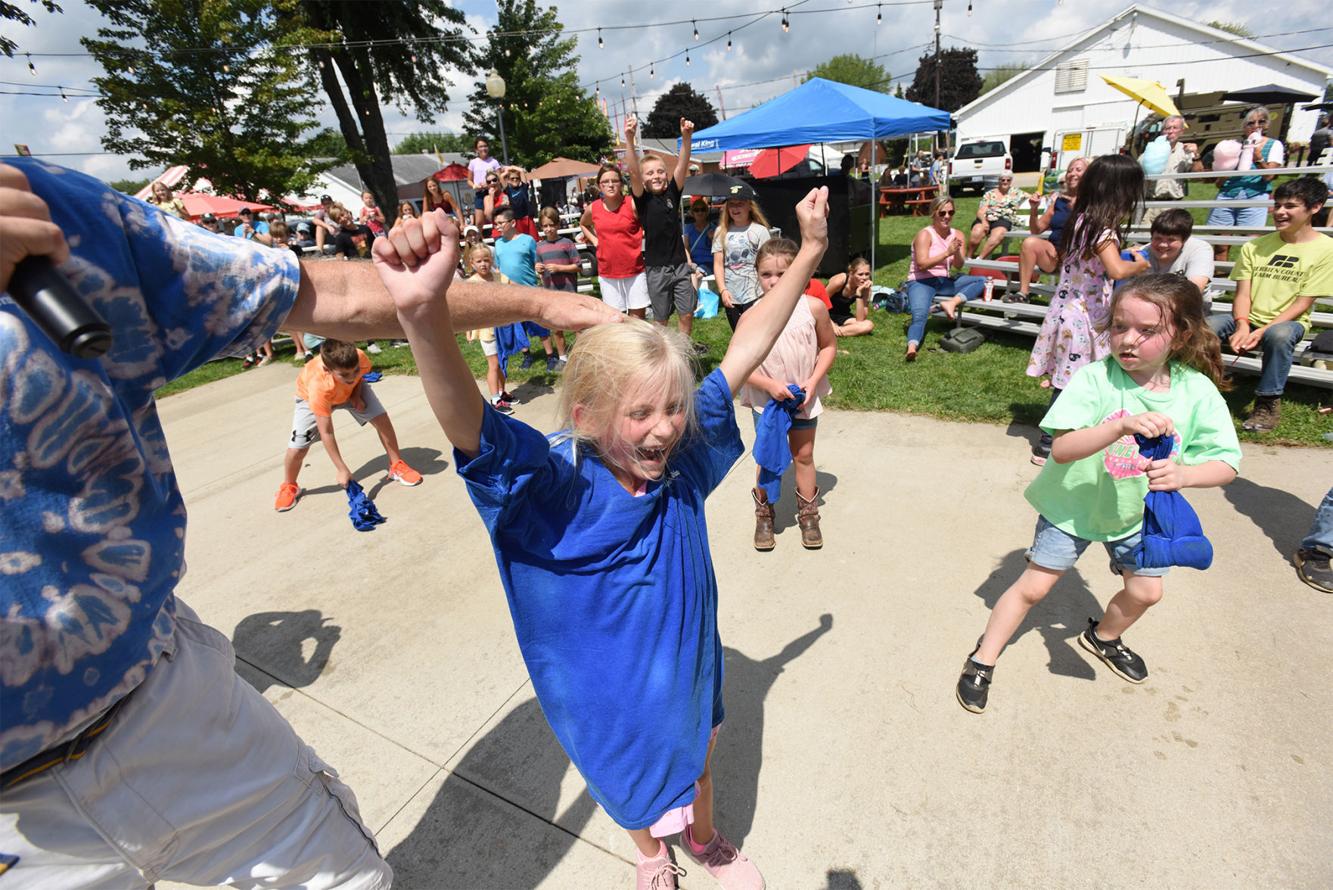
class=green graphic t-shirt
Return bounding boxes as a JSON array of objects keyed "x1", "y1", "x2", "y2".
[
  {"x1": 1025, "y1": 358, "x2": 1242, "y2": 542},
  {"x1": 1230, "y1": 232, "x2": 1333, "y2": 327}
]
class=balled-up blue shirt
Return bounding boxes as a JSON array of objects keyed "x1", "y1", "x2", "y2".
[
  {"x1": 457, "y1": 369, "x2": 744, "y2": 829},
  {"x1": 0, "y1": 158, "x2": 298, "y2": 772}
]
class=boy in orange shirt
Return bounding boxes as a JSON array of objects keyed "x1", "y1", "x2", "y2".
[{"x1": 274, "y1": 339, "x2": 422, "y2": 511}]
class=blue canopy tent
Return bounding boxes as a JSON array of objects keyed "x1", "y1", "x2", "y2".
[{"x1": 682, "y1": 77, "x2": 951, "y2": 273}]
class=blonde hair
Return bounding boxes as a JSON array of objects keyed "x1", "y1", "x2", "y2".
[
  {"x1": 556, "y1": 319, "x2": 698, "y2": 467},
  {"x1": 716, "y1": 198, "x2": 770, "y2": 242},
  {"x1": 538, "y1": 206, "x2": 561, "y2": 227},
  {"x1": 467, "y1": 242, "x2": 492, "y2": 262},
  {"x1": 927, "y1": 194, "x2": 954, "y2": 218},
  {"x1": 755, "y1": 237, "x2": 798, "y2": 270}
]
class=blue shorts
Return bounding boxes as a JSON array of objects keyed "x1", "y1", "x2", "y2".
[
  {"x1": 473, "y1": 191, "x2": 485, "y2": 210},
  {"x1": 1026, "y1": 515, "x2": 1169, "y2": 577}
]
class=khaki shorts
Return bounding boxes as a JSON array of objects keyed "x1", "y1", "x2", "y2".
[
  {"x1": 289, "y1": 390, "x2": 386, "y2": 448},
  {"x1": 0, "y1": 599, "x2": 391, "y2": 889}
]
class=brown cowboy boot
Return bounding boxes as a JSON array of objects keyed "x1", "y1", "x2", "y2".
[
  {"x1": 752, "y1": 488, "x2": 775, "y2": 551},
  {"x1": 796, "y1": 487, "x2": 823, "y2": 550},
  {"x1": 1242, "y1": 395, "x2": 1281, "y2": 432}
]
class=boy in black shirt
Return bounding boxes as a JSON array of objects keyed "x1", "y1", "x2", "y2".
[{"x1": 626, "y1": 114, "x2": 698, "y2": 337}]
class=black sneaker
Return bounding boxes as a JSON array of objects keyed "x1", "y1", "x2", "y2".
[
  {"x1": 956, "y1": 649, "x2": 995, "y2": 714},
  {"x1": 545, "y1": 354, "x2": 559, "y2": 372},
  {"x1": 1295, "y1": 549, "x2": 1333, "y2": 593},
  {"x1": 1078, "y1": 619, "x2": 1148, "y2": 683},
  {"x1": 520, "y1": 351, "x2": 537, "y2": 370}
]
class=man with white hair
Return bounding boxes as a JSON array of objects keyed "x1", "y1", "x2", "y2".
[{"x1": 1141, "y1": 114, "x2": 1198, "y2": 226}]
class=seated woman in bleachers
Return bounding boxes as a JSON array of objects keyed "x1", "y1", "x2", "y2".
[
  {"x1": 1010, "y1": 156, "x2": 1088, "y2": 303},
  {"x1": 968, "y1": 174, "x2": 1028, "y2": 259},
  {"x1": 904, "y1": 195, "x2": 988, "y2": 361},
  {"x1": 823, "y1": 257, "x2": 876, "y2": 337}
]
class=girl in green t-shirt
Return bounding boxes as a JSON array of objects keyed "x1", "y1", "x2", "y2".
[{"x1": 957, "y1": 274, "x2": 1242, "y2": 714}]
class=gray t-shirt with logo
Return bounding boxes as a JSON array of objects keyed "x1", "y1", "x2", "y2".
[{"x1": 1149, "y1": 236, "x2": 1214, "y2": 284}]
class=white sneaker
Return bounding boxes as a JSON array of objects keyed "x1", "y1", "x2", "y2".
[{"x1": 366, "y1": 343, "x2": 383, "y2": 354}]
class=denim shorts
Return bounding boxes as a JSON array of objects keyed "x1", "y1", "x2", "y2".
[
  {"x1": 750, "y1": 407, "x2": 817, "y2": 431},
  {"x1": 1026, "y1": 515, "x2": 1169, "y2": 577}
]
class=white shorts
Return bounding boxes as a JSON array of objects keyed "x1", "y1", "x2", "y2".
[
  {"x1": 289, "y1": 391, "x2": 386, "y2": 448},
  {"x1": 0, "y1": 599, "x2": 390, "y2": 890},
  {"x1": 599, "y1": 272, "x2": 650, "y2": 312},
  {"x1": 480, "y1": 336, "x2": 498, "y2": 357}
]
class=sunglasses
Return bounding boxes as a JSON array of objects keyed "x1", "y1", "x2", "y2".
[
  {"x1": 600, "y1": 179, "x2": 622, "y2": 186},
  {"x1": 937, "y1": 210, "x2": 955, "y2": 217}
]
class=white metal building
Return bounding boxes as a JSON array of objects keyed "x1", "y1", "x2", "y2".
[{"x1": 954, "y1": 5, "x2": 1331, "y2": 170}]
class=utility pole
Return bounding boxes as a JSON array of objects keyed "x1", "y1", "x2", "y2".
[
  {"x1": 933, "y1": 0, "x2": 943, "y2": 150},
  {"x1": 716, "y1": 85, "x2": 728, "y2": 120},
  {"x1": 629, "y1": 68, "x2": 641, "y2": 119}
]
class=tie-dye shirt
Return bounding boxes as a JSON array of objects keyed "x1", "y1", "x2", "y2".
[{"x1": 0, "y1": 158, "x2": 299, "y2": 772}]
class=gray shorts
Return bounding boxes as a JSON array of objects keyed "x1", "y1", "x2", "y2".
[
  {"x1": 1026, "y1": 515, "x2": 1169, "y2": 578},
  {"x1": 289, "y1": 389, "x2": 386, "y2": 448},
  {"x1": 646, "y1": 263, "x2": 697, "y2": 320}
]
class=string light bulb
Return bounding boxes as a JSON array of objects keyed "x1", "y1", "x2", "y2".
[
  {"x1": 222, "y1": 63, "x2": 230, "y2": 73},
  {"x1": 650, "y1": 63, "x2": 654, "y2": 77},
  {"x1": 781, "y1": 10, "x2": 790, "y2": 32},
  {"x1": 967, "y1": 0, "x2": 973, "y2": 15},
  {"x1": 27, "y1": 53, "x2": 36, "y2": 75},
  {"x1": 60, "y1": 88, "x2": 68, "y2": 102},
  {"x1": 597, "y1": 28, "x2": 603, "y2": 49},
  {"x1": 685, "y1": 51, "x2": 691, "y2": 66},
  {"x1": 877, "y1": 5, "x2": 882, "y2": 24},
  {"x1": 621, "y1": 74, "x2": 625, "y2": 87},
  {"x1": 693, "y1": 20, "x2": 699, "y2": 41},
  {"x1": 727, "y1": 32, "x2": 732, "y2": 50}
]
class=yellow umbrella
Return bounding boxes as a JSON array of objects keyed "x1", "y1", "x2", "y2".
[{"x1": 1101, "y1": 74, "x2": 1181, "y2": 119}]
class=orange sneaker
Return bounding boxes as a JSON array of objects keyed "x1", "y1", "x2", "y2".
[
  {"x1": 388, "y1": 459, "x2": 422, "y2": 487},
  {"x1": 274, "y1": 482, "x2": 301, "y2": 512}
]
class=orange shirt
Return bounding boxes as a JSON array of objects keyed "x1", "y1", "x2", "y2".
[{"x1": 296, "y1": 350, "x2": 372, "y2": 416}]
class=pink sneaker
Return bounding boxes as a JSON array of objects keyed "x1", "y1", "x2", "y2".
[
  {"x1": 636, "y1": 841, "x2": 685, "y2": 890},
  {"x1": 683, "y1": 827, "x2": 765, "y2": 889}
]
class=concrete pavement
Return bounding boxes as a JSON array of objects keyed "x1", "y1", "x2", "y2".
[{"x1": 159, "y1": 361, "x2": 1332, "y2": 889}]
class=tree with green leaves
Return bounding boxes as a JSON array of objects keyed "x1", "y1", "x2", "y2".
[
  {"x1": 644, "y1": 83, "x2": 718, "y2": 137},
  {"x1": 462, "y1": 0, "x2": 611, "y2": 168},
  {"x1": 980, "y1": 63, "x2": 1028, "y2": 96},
  {"x1": 806, "y1": 54, "x2": 890, "y2": 93},
  {"x1": 905, "y1": 47, "x2": 982, "y2": 113},
  {"x1": 394, "y1": 132, "x2": 473, "y2": 155},
  {"x1": 0, "y1": 0, "x2": 60, "y2": 57},
  {"x1": 109, "y1": 177, "x2": 151, "y2": 194},
  {"x1": 291, "y1": 0, "x2": 477, "y2": 226},
  {"x1": 82, "y1": 0, "x2": 335, "y2": 202}
]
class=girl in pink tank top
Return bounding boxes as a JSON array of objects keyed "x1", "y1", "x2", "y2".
[{"x1": 739, "y1": 238, "x2": 836, "y2": 551}]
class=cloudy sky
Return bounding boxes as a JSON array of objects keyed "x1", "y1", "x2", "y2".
[{"x1": 2, "y1": 0, "x2": 1329, "y2": 183}]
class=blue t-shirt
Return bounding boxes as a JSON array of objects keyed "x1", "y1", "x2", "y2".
[
  {"x1": 0, "y1": 158, "x2": 298, "y2": 772},
  {"x1": 504, "y1": 183, "x2": 533, "y2": 219},
  {"x1": 232, "y1": 220, "x2": 270, "y2": 240},
  {"x1": 456, "y1": 368, "x2": 743, "y2": 829},
  {"x1": 494, "y1": 233, "x2": 539, "y2": 287},
  {"x1": 1049, "y1": 196, "x2": 1072, "y2": 248},
  {"x1": 683, "y1": 221, "x2": 716, "y2": 268}
]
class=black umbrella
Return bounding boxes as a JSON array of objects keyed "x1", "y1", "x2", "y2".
[
  {"x1": 1222, "y1": 84, "x2": 1318, "y2": 104},
  {"x1": 1301, "y1": 101, "x2": 1333, "y2": 111},
  {"x1": 683, "y1": 172, "x2": 756, "y2": 200}
]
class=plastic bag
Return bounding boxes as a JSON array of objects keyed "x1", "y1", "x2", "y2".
[{"x1": 695, "y1": 286, "x2": 720, "y2": 319}]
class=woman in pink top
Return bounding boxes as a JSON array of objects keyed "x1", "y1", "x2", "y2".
[
  {"x1": 467, "y1": 136, "x2": 502, "y2": 227},
  {"x1": 579, "y1": 163, "x2": 649, "y2": 317},
  {"x1": 739, "y1": 238, "x2": 836, "y2": 551},
  {"x1": 903, "y1": 195, "x2": 988, "y2": 361}
]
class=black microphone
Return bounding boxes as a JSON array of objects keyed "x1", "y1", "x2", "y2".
[{"x1": 5, "y1": 257, "x2": 113, "y2": 359}]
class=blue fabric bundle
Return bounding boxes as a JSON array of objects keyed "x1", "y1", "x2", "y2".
[
  {"x1": 1134, "y1": 433, "x2": 1212, "y2": 570},
  {"x1": 753, "y1": 386, "x2": 805, "y2": 503},
  {"x1": 494, "y1": 322, "x2": 530, "y2": 379},
  {"x1": 345, "y1": 480, "x2": 387, "y2": 532},
  {"x1": 361, "y1": 370, "x2": 382, "y2": 383}
]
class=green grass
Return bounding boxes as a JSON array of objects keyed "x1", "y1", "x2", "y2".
[{"x1": 158, "y1": 182, "x2": 1330, "y2": 448}]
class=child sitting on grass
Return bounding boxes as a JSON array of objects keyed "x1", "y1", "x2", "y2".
[{"x1": 274, "y1": 339, "x2": 422, "y2": 512}]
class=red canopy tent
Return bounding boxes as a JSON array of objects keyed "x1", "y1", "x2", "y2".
[
  {"x1": 178, "y1": 193, "x2": 274, "y2": 221},
  {"x1": 432, "y1": 162, "x2": 470, "y2": 182},
  {"x1": 748, "y1": 145, "x2": 810, "y2": 179}
]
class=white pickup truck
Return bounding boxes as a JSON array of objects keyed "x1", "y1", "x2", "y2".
[{"x1": 947, "y1": 140, "x2": 1013, "y2": 194}]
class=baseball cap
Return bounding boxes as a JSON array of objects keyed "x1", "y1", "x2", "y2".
[
  {"x1": 320, "y1": 194, "x2": 332, "y2": 202},
  {"x1": 463, "y1": 224, "x2": 480, "y2": 236},
  {"x1": 201, "y1": 213, "x2": 217, "y2": 223}
]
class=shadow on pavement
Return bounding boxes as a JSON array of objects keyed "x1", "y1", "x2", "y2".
[
  {"x1": 712, "y1": 613, "x2": 834, "y2": 847},
  {"x1": 385, "y1": 698, "x2": 598, "y2": 890},
  {"x1": 232, "y1": 610, "x2": 340, "y2": 694},
  {"x1": 826, "y1": 868, "x2": 864, "y2": 889},
  {"x1": 386, "y1": 615, "x2": 833, "y2": 887},
  {"x1": 971, "y1": 550, "x2": 1099, "y2": 680},
  {"x1": 1223, "y1": 475, "x2": 1315, "y2": 560},
  {"x1": 302, "y1": 446, "x2": 449, "y2": 500}
]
